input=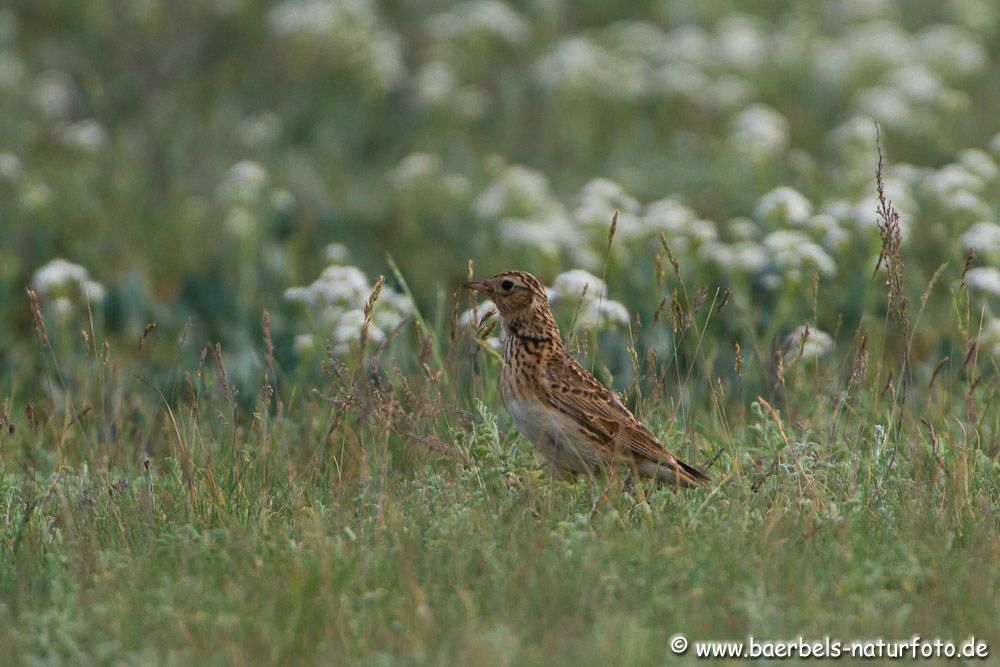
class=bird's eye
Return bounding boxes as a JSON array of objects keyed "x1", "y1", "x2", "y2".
[{"x1": 500, "y1": 279, "x2": 515, "y2": 291}]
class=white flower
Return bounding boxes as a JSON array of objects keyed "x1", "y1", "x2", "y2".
[
  {"x1": 726, "y1": 217, "x2": 761, "y2": 240},
  {"x1": 286, "y1": 256, "x2": 412, "y2": 358},
  {"x1": 980, "y1": 318, "x2": 1000, "y2": 358},
  {"x1": 533, "y1": 36, "x2": 604, "y2": 92},
  {"x1": 0, "y1": 152, "x2": 22, "y2": 181},
  {"x1": 990, "y1": 131, "x2": 1000, "y2": 157},
  {"x1": 754, "y1": 186, "x2": 813, "y2": 226},
  {"x1": 371, "y1": 307, "x2": 403, "y2": 332},
  {"x1": 324, "y1": 243, "x2": 349, "y2": 264},
  {"x1": 664, "y1": 25, "x2": 713, "y2": 65},
  {"x1": 0, "y1": 52, "x2": 26, "y2": 90},
  {"x1": 284, "y1": 265, "x2": 368, "y2": 307},
  {"x1": 236, "y1": 112, "x2": 281, "y2": 148},
  {"x1": 58, "y1": 120, "x2": 108, "y2": 152},
  {"x1": 389, "y1": 153, "x2": 442, "y2": 188},
  {"x1": 641, "y1": 197, "x2": 718, "y2": 250},
  {"x1": 829, "y1": 0, "x2": 897, "y2": 22},
  {"x1": 657, "y1": 63, "x2": 710, "y2": 102},
  {"x1": 856, "y1": 87, "x2": 913, "y2": 128},
  {"x1": 32, "y1": 259, "x2": 90, "y2": 294},
  {"x1": 267, "y1": 0, "x2": 357, "y2": 40},
  {"x1": 550, "y1": 269, "x2": 606, "y2": 302},
  {"x1": 916, "y1": 24, "x2": 987, "y2": 78},
  {"x1": 854, "y1": 178, "x2": 917, "y2": 238},
  {"x1": 715, "y1": 15, "x2": 767, "y2": 70},
  {"x1": 426, "y1": 0, "x2": 530, "y2": 46},
  {"x1": 577, "y1": 298, "x2": 630, "y2": 328},
  {"x1": 548, "y1": 270, "x2": 629, "y2": 330},
  {"x1": 643, "y1": 197, "x2": 697, "y2": 233},
  {"x1": 293, "y1": 333, "x2": 317, "y2": 355},
  {"x1": 961, "y1": 222, "x2": 1000, "y2": 257},
  {"x1": 888, "y1": 65, "x2": 946, "y2": 104},
  {"x1": 217, "y1": 160, "x2": 270, "y2": 205},
  {"x1": 957, "y1": 149, "x2": 999, "y2": 183},
  {"x1": 533, "y1": 37, "x2": 642, "y2": 100},
  {"x1": 83, "y1": 281, "x2": 106, "y2": 302},
  {"x1": 315, "y1": 265, "x2": 372, "y2": 304},
  {"x1": 729, "y1": 104, "x2": 790, "y2": 160},
  {"x1": 828, "y1": 115, "x2": 879, "y2": 157},
  {"x1": 413, "y1": 61, "x2": 458, "y2": 107},
  {"x1": 266, "y1": 0, "x2": 405, "y2": 90},
  {"x1": 328, "y1": 308, "x2": 385, "y2": 355},
  {"x1": 388, "y1": 153, "x2": 468, "y2": 208},
  {"x1": 926, "y1": 164, "x2": 985, "y2": 196},
  {"x1": 368, "y1": 35, "x2": 406, "y2": 89},
  {"x1": 499, "y1": 210, "x2": 576, "y2": 262},
  {"x1": 458, "y1": 303, "x2": 501, "y2": 350},
  {"x1": 21, "y1": 182, "x2": 53, "y2": 210},
  {"x1": 31, "y1": 258, "x2": 106, "y2": 303},
  {"x1": 52, "y1": 297, "x2": 73, "y2": 318},
  {"x1": 33, "y1": 70, "x2": 75, "y2": 119},
  {"x1": 699, "y1": 241, "x2": 769, "y2": 274},
  {"x1": 763, "y1": 230, "x2": 837, "y2": 278},
  {"x1": 707, "y1": 75, "x2": 754, "y2": 111},
  {"x1": 936, "y1": 189, "x2": 992, "y2": 221},
  {"x1": 474, "y1": 165, "x2": 557, "y2": 220},
  {"x1": 782, "y1": 325, "x2": 834, "y2": 363},
  {"x1": 573, "y1": 178, "x2": 641, "y2": 234},
  {"x1": 224, "y1": 207, "x2": 256, "y2": 238},
  {"x1": 270, "y1": 188, "x2": 296, "y2": 212},
  {"x1": 458, "y1": 300, "x2": 497, "y2": 328},
  {"x1": 802, "y1": 214, "x2": 851, "y2": 249},
  {"x1": 964, "y1": 267, "x2": 1000, "y2": 296}
]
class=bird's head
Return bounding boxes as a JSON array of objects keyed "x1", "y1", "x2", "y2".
[{"x1": 464, "y1": 270, "x2": 560, "y2": 339}]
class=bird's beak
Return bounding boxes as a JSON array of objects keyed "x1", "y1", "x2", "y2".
[{"x1": 463, "y1": 279, "x2": 491, "y2": 293}]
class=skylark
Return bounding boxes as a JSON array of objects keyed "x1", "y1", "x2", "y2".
[{"x1": 465, "y1": 270, "x2": 709, "y2": 487}]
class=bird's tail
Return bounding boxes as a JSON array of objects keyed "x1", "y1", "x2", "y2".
[{"x1": 642, "y1": 456, "x2": 710, "y2": 487}]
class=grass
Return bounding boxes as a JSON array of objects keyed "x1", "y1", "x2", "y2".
[
  {"x1": 2, "y1": 220, "x2": 998, "y2": 664},
  {"x1": 2, "y1": 2, "x2": 1000, "y2": 663}
]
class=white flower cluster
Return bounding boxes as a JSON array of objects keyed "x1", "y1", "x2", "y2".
[
  {"x1": 388, "y1": 153, "x2": 470, "y2": 213},
  {"x1": 0, "y1": 152, "x2": 22, "y2": 181},
  {"x1": 922, "y1": 150, "x2": 999, "y2": 223},
  {"x1": 479, "y1": 164, "x2": 724, "y2": 269},
  {"x1": 781, "y1": 325, "x2": 834, "y2": 364},
  {"x1": 266, "y1": 0, "x2": 405, "y2": 90},
  {"x1": 32, "y1": 70, "x2": 75, "y2": 119},
  {"x1": 964, "y1": 268, "x2": 1000, "y2": 297},
  {"x1": 56, "y1": 119, "x2": 108, "y2": 153},
  {"x1": 532, "y1": 20, "x2": 763, "y2": 110},
  {"x1": 475, "y1": 162, "x2": 856, "y2": 287},
  {"x1": 425, "y1": 0, "x2": 530, "y2": 48},
  {"x1": 729, "y1": 104, "x2": 790, "y2": 162},
  {"x1": 980, "y1": 318, "x2": 1000, "y2": 358},
  {"x1": 284, "y1": 249, "x2": 413, "y2": 356},
  {"x1": 411, "y1": 61, "x2": 487, "y2": 119},
  {"x1": 30, "y1": 258, "x2": 106, "y2": 317},
  {"x1": 548, "y1": 270, "x2": 630, "y2": 329},
  {"x1": 475, "y1": 164, "x2": 592, "y2": 265},
  {"x1": 216, "y1": 160, "x2": 295, "y2": 238}
]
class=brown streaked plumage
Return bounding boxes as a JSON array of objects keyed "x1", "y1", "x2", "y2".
[{"x1": 465, "y1": 270, "x2": 709, "y2": 487}]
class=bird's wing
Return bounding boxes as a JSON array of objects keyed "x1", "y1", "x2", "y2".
[{"x1": 541, "y1": 353, "x2": 708, "y2": 485}]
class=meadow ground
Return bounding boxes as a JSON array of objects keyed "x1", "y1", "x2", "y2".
[
  {"x1": 2, "y1": 0, "x2": 1000, "y2": 664},
  {"x1": 3, "y1": 228, "x2": 999, "y2": 664}
]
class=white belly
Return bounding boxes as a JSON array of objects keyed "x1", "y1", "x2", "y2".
[
  {"x1": 503, "y1": 395, "x2": 599, "y2": 474},
  {"x1": 504, "y1": 396, "x2": 551, "y2": 442}
]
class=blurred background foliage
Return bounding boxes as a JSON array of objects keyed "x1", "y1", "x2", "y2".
[{"x1": 1, "y1": 0, "x2": 999, "y2": 389}]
